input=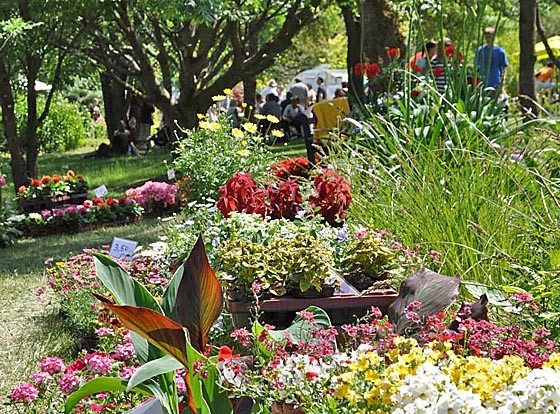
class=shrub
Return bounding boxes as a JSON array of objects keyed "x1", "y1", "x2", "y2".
[{"x1": 172, "y1": 112, "x2": 276, "y2": 202}]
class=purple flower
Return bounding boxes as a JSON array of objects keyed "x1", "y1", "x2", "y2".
[
  {"x1": 53, "y1": 208, "x2": 65, "y2": 217},
  {"x1": 0, "y1": 176, "x2": 6, "y2": 187}
]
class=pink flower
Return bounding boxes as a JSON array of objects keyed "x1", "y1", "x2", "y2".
[
  {"x1": 53, "y1": 208, "x2": 65, "y2": 217},
  {"x1": 83, "y1": 200, "x2": 93, "y2": 208},
  {"x1": 29, "y1": 371, "x2": 52, "y2": 386},
  {"x1": 94, "y1": 327, "x2": 114, "y2": 337},
  {"x1": 0, "y1": 176, "x2": 6, "y2": 187},
  {"x1": 119, "y1": 366, "x2": 139, "y2": 378},
  {"x1": 40, "y1": 356, "x2": 65, "y2": 374},
  {"x1": 251, "y1": 282, "x2": 261, "y2": 294},
  {"x1": 113, "y1": 342, "x2": 135, "y2": 361},
  {"x1": 90, "y1": 403, "x2": 103, "y2": 412},
  {"x1": 305, "y1": 371, "x2": 319, "y2": 381},
  {"x1": 10, "y1": 382, "x2": 39, "y2": 403},
  {"x1": 175, "y1": 371, "x2": 187, "y2": 394},
  {"x1": 296, "y1": 310, "x2": 316, "y2": 327},
  {"x1": 87, "y1": 353, "x2": 112, "y2": 375},
  {"x1": 41, "y1": 209, "x2": 52, "y2": 219},
  {"x1": 58, "y1": 372, "x2": 80, "y2": 394},
  {"x1": 65, "y1": 205, "x2": 78, "y2": 214},
  {"x1": 510, "y1": 292, "x2": 534, "y2": 303},
  {"x1": 230, "y1": 328, "x2": 251, "y2": 347}
]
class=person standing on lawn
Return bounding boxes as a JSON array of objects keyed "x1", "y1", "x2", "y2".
[{"x1": 475, "y1": 26, "x2": 508, "y2": 95}]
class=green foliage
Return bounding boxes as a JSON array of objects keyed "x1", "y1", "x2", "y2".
[
  {"x1": 172, "y1": 117, "x2": 277, "y2": 202},
  {"x1": 12, "y1": 94, "x2": 90, "y2": 153},
  {"x1": 217, "y1": 232, "x2": 334, "y2": 296},
  {"x1": 342, "y1": 232, "x2": 397, "y2": 279}
]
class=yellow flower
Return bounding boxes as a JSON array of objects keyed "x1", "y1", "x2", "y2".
[
  {"x1": 232, "y1": 128, "x2": 244, "y2": 139},
  {"x1": 242, "y1": 122, "x2": 258, "y2": 134},
  {"x1": 254, "y1": 113, "x2": 266, "y2": 120},
  {"x1": 55, "y1": 261, "x2": 65, "y2": 267},
  {"x1": 223, "y1": 88, "x2": 232, "y2": 95},
  {"x1": 197, "y1": 113, "x2": 206, "y2": 120},
  {"x1": 237, "y1": 149, "x2": 251, "y2": 157},
  {"x1": 544, "y1": 353, "x2": 560, "y2": 370},
  {"x1": 210, "y1": 122, "x2": 221, "y2": 130},
  {"x1": 271, "y1": 129, "x2": 284, "y2": 138},
  {"x1": 199, "y1": 121, "x2": 211, "y2": 130},
  {"x1": 266, "y1": 114, "x2": 280, "y2": 124},
  {"x1": 241, "y1": 102, "x2": 247, "y2": 108},
  {"x1": 212, "y1": 95, "x2": 226, "y2": 102},
  {"x1": 241, "y1": 140, "x2": 247, "y2": 146}
]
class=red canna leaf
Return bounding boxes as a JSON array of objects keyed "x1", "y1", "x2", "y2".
[
  {"x1": 175, "y1": 235, "x2": 224, "y2": 353},
  {"x1": 92, "y1": 293, "x2": 198, "y2": 414}
]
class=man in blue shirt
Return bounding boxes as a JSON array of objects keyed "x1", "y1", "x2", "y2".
[{"x1": 476, "y1": 27, "x2": 508, "y2": 92}]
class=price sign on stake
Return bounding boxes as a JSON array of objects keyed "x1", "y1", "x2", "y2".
[
  {"x1": 109, "y1": 237, "x2": 138, "y2": 260},
  {"x1": 167, "y1": 169, "x2": 176, "y2": 180},
  {"x1": 93, "y1": 185, "x2": 108, "y2": 198}
]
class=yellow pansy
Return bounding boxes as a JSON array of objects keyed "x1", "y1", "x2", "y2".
[
  {"x1": 266, "y1": 114, "x2": 280, "y2": 124},
  {"x1": 232, "y1": 128, "x2": 244, "y2": 139}
]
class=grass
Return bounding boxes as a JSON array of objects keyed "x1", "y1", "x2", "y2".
[{"x1": 0, "y1": 147, "x2": 170, "y2": 198}]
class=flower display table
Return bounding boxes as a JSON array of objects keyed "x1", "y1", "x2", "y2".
[
  {"x1": 17, "y1": 192, "x2": 88, "y2": 213},
  {"x1": 227, "y1": 289, "x2": 398, "y2": 329}
]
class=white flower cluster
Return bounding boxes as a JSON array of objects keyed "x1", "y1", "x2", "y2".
[
  {"x1": 391, "y1": 362, "x2": 560, "y2": 414},
  {"x1": 391, "y1": 362, "x2": 483, "y2": 414}
]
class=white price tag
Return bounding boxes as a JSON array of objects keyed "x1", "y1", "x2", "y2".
[
  {"x1": 93, "y1": 185, "x2": 108, "y2": 198},
  {"x1": 62, "y1": 164, "x2": 69, "y2": 170},
  {"x1": 109, "y1": 237, "x2": 138, "y2": 260},
  {"x1": 167, "y1": 169, "x2": 176, "y2": 180}
]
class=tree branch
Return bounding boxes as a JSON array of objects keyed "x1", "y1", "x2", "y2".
[{"x1": 535, "y1": 5, "x2": 560, "y2": 67}]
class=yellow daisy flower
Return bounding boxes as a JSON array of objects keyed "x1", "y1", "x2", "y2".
[{"x1": 232, "y1": 128, "x2": 244, "y2": 139}]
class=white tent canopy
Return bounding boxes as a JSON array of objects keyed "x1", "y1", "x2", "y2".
[{"x1": 290, "y1": 64, "x2": 348, "y2": 100}]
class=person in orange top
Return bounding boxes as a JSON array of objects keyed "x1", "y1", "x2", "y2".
[{"x1": 536, "y1": 62, "x2": 555, "y2": 87}]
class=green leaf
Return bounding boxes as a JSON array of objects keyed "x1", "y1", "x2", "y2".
[
  {"x1": 65, "y1": 377, "x2": 152, "y2": 413},
  {"x1": 93, "y1": 254, "x2": 164, "y2": 363},
  {"x1": 127, "y1": 355, "x2": 184, "y2": 390},
  {"x1": 267, "y1": 306, "x2": 332, "y2": 344},
  {"x1": 175, "y1": 235, "x2": 224, "y2": 353},
  {"x1": 161, "y1": 263, "x2": 185, "y2": 321}
]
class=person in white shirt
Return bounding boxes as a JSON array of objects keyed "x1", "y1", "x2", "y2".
[{"x1": 261, "y1": 79, "x2": 278, "y2": 99}]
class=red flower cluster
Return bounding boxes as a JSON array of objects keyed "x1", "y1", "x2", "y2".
[
  {"x1": 267, "y1": 179, "x2": 303, "y2": 220},
  {"x1": 387, "y1": 48, "x2": 400, "y2": 59},
  {"x1": 31, "y1": 179, "x2": 41, "y2": 187},
  {"x1": 354, "y1": 62, "x2": 381, "y2": 79},
  {"x1": 217, "y1": 161, "x2": 352, "y2": 224},
  {"x1": 309, "y1": 169, "x2": 352, "y2": 224},
  {"x1": 269, "y1": 157, "x2": 312, "y2": 180},
  {"x1": 217, "y1": 172, "x2": 269, "y2": 218},
  {"x1": 444, "y1": 44, "x2": 463, "y2": 61},
  {"x1": 433, "y1": 67, "x2": 444, "y2": 78}
]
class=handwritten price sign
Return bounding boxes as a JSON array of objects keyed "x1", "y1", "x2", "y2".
[{"x1": 109, "y1": 237, "x2": 138, "y2": 260}]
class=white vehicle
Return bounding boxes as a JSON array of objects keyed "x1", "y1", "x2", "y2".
[{"x1": 290, "y1": 64, "x2": 348, "y2": 101}]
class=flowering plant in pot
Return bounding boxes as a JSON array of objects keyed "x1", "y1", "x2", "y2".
[
  {"x1": 16, "y1": 170, "x2": 89, "y2": 200},
  {"x1": 125, "y1": 181, "x2": 181, "y2": 215}
]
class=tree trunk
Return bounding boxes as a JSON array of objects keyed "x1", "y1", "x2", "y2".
[
  {"x1": 519, "y1": 0, "x2": 538, "y2": 117},
  {"x1": 100, "y1": 72, "x2": 128, "y2": 144},
  {"x1": 0, "y1": 59, "x2": 27, "y2": 190},
  {"x1": 25, "y1": 56, "x2": 41, "y2": 180},
  {"x1": 362, "y1": 0, "x2": 405, "y2": 66},
  {"x1": 340, "y1": 3, "x2": 366, "y2": 104}
]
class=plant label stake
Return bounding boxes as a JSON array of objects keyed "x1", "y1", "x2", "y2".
[
  {"x1": 93, "y1": 185, "x2": 108, "y2": 198},
  {"x1": 167, "y1": 169, "x2": 176, "y2": 180},
  {"x1": 109, "y1": 237, "x2": 138, "y2": 260}
]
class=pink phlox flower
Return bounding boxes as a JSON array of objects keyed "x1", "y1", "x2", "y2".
[
  {"x1": 113, "y1": 342, "x2": 135, "y2": 361},
  {"x1": 230, "y1": 328, "x2": 251, "y2": 347},
  {"x1": 58, "y1": 372, "x2": 81, "y2": 394},
  {"x1": 296, "y1": 310, "x2": 316, "y2": 326},
  {"x1": 29, "y1": 371, "x2": 52, "y2": 386},
  {"x1": 10, "y1": 382, "x2": 39, "y2": 403},
  {"x1": 40, "y1": 356, "x2": 65, "y2": 374},
  {"x1": 94, "y1": 327, "x2": 114, "y2": 337},
  {"x1": 87, "y1": 352, "x2": 113, "y2": 375}
]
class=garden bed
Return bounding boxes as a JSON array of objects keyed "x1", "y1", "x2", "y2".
[
  {"x1": 227, "y1": 289, "x2": 398, "y2": 329},
  {"x1": 17, "y1": 192, "x2": 88, "y2": 213}
]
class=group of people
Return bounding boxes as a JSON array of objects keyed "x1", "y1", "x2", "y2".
[
  {"x1": 409, "y1": 26, "x2": 556, "y2": 101},
  {"x1": 254, "y1": 77, "x2": 349, "y2": 163}
]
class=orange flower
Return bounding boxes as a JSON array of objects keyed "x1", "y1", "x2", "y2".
[
  {"x1": 31, "y1": 179, "x2": 41, "y2": 186},
  {"x1": 66, "y1": 170, "x2": 75, "y2": 177},
  {"x1": 76, "y1": 174, "x2": 84, "y2": 181},
  {"x1": 18, "y1": 185, "x2": 27, "y2": 193},
  {"x1": 41, "y1": 175, "x2": 51, "y2": 185},
  {"x1": 64, "y1": 175, "x2": 72, "y2": 182},
  {"x1": 217, "y1": 346, "x2": 240, "y2": 362},
  {"x1": 52, "y1": 175, "x2": 61, "y2": 183}
]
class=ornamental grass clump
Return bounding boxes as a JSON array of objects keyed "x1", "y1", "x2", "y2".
[{"x1": 217, "y1": 233, "x2": 334, "y2": 299}]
